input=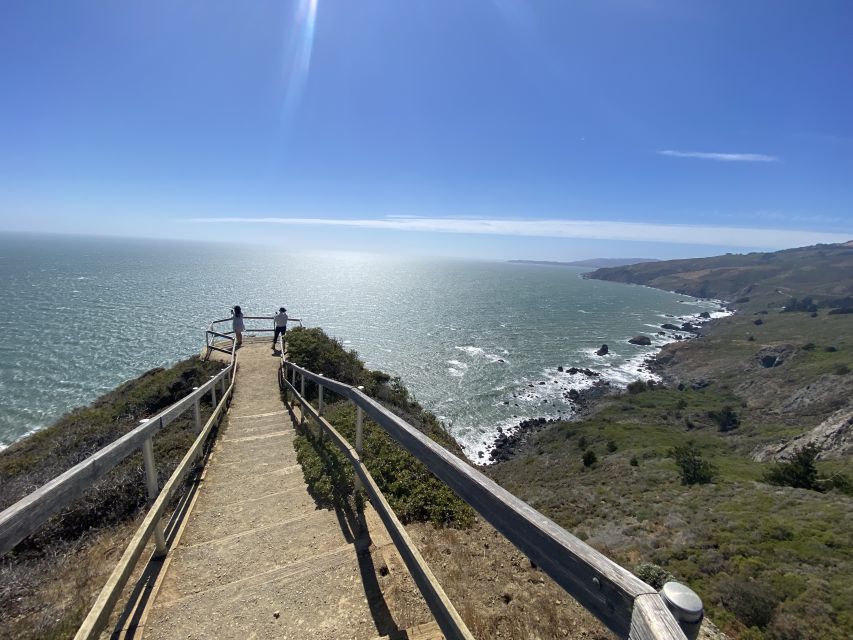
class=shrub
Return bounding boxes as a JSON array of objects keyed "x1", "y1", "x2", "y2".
[
  {"x1": 627, "y1": 380, "x2": 646, "y2": 394},
  {"x1": 834, "y1": 363, "x2": 850, "y2": 376},
  {"x1": 582, "y1": 450, "x2": 597, "y2": 467},
  {"x1": 708, "y1": 406, "x2": 740, "y2": 432},
  {"x1": 670, "y1": 444, "x2": 716, "y2": 485},
  {"x1": 577, "y1": 435, "x2": 588, "y2": 450},
  {"x1": 635, "y1": 563, "x2": 674, "y2": 589},
  {"x1": 629, "y1": 456, "x2": 639, "y2": 467},
  {"x1": 764, "y1": 444, "x2": 821, "y2": 491},
  {"x1": 287, "y1": 327, "x2": 473, "y2": 527},
  {"x1": 715, "y1": 578, "x2": 780, "y2": 629},
  {"x1": 784, "y1": 297, "x2": 818, "y2": 313},
  {"x1": 607, "y1": 440, "x2": 618, "y2": 453},
  {"x1": 285, "y1": 326, "x2": 367, "y2": 387}
]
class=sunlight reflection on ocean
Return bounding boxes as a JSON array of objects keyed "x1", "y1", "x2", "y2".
[{"x1": 0, "y1": 234, "x2": 722, "y2": 459}]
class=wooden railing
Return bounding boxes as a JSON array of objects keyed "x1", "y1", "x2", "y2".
[
  {"x1": 207, "y1": 314, "x2": 302, "y2": 352},
  {"x1": 281, "y1": 347, "x2": 704, "y2": 640},
  {"x1": 0, "y1": 329, "x2": 238, "y2": 640}
]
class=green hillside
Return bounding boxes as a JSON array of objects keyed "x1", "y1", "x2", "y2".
[
  {"x1": 491, "y1": 242, "x2": 853, "y2": 639},
  {"x1": 584, "y1": 241, "x2": 853, "y2": 308}
]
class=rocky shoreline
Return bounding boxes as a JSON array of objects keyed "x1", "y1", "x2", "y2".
[
  {"x1": 488, "y1": 379, "x2": 616, "y2": 462},
  {"x1": 486, "y1": 303, "x2": 731, "y2": 464}
]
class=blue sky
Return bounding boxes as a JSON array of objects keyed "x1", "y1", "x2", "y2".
[{"x1": 0, "y1": 1, "x2": 851, "y2": 260}]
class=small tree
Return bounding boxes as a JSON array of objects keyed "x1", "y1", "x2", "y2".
[
  {"x1": 764, "y1": 444, "x2": 821, "y2": 491},
  {"x1": 670, "y1": 444, "x2": 716, "y2": 485}
]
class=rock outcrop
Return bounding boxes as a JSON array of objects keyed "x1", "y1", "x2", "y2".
[{"x1": 753, "y1": 406, "x2": 853, "y2": 461}]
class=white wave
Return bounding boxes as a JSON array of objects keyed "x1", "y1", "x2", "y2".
[
  {"x1": 455, "y1": 345, "x2": 505, "y2": 363},
  {"x1": 447, "y1": 359, "x2": 468, "y2": 377}
]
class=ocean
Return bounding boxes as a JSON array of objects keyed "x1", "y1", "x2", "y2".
[{"x1": 0, "y1": 233, "x2": 725, "y2": 459}]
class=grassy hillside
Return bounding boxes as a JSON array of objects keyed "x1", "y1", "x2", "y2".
[
  {"x1": 0, "y1": 356, "x2": 225, "y2": 639},
  {"x1": 491, "y1": 245, "x2": 853, "y2": 640},
  {"x1": 585, "y1": 241, "x2": 853, "y2": 308}
]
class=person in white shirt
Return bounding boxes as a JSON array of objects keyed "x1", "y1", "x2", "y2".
[{"x1": 273, "y1": 307, "x2": 288, "y2": 349}]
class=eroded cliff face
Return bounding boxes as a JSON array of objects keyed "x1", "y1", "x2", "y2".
[{"x1": 752, "y1": 406, "x2": 853, "y2": 462}]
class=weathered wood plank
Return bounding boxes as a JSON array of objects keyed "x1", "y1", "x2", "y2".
[
  {"x1": 0, "y1": 366, "x2": 232, "y2": 555},
  {"x1": 286, "y1": 362, "x2": 666, "y2": 638},
  {"x1": 289, "y1": 383, "x2": 474, "y2": 640},
  {"x1": 74, "y1": 378, "x2": 234, "y2": 640},
  {"x1": 629, "y1": 594, "x2": 687, "y2": 640}
]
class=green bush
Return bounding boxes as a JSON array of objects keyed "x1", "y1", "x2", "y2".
[
  {"x1": 287, "y1": 327, "x2": 473, "y2": 527},
  {"x1": 716, "y1": 578, "x2": 781, "y2": 629},
  {"x1": 582, "y1": 450, "x2": 597, "y2": 467},
  {"x1": 635, "y1": 563, "x2": 675, "y2": 589},
  {"x1": 627, "y1": 380, "x2": 647, "y2": 394},
  {"x1": 708, "y1": 405, "x2": 740, "y2": 432},
  {"x1": 670, "y1": 444, "x2": 716, "y2": 485},
  {"x1": 606, "y1": 439, "x2": 618, "y2": 453},
  {"x1": 629, "y1": 456, "x2": 639, "y2": 467},
  {"x1": 285, "y1": 326, "x2": 367, "y2": 387}
]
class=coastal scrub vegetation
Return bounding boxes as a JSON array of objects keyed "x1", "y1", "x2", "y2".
[
  {"x1": 285, "y1": 326, "x2": 473, "y2": 527},
  {"x1": 0, "y1": 356, "x2": 225, "y2": 640},
  {"x1": 488, "y1": 287, "x2": 853, "y2": 639}
]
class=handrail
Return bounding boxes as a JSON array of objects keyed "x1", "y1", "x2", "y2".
[
  {"x1": 0, "y1": 335, "x2": 236, "y2": 556},
  {"x1": 208, "y1": 314, "x2": 303, "y2": 335},
  {"x1": 282, "y1": 354, "x2": 700, "y2": 640},
  {"x1": 279, "y1": 336, "x2": 474, "y2": 640},
  {"x1": 72, "y1": 331, "x2": 238, "y2": 639}
]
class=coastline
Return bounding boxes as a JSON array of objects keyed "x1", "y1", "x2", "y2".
[{"x1": 483, "y1": 294, "x2": 733, "y2": 465}]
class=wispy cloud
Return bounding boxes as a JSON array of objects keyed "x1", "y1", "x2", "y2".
[
  {"x1": 658, "y1": 149, "x2": 779, "y2": 162},
  {"x1": 185, "y1": 216, "x2": 850, "y2": 249}
]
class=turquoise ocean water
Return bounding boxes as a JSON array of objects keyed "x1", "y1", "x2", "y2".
[{"x1": 0, "y1": 233, "x2": 724, "y2": 459}]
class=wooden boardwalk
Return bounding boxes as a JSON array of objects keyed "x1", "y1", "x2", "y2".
[{"x1": 134, "y1": 339, "x2": 438, "y2": 640}]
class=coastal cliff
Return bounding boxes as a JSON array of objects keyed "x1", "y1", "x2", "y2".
[
  {"x1": 584, "y1": 240, "x2": 853, "y2": 305},
  {"x1": 489, "y1": 242, "x2": 853, "y2": 639}
]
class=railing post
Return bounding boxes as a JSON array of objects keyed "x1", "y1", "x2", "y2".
[
  {"x1": 220, "y1": 374, "x2": 226, "y2": 397},
  {"x1": 355, "y1": 406, "x2": 364, "y2": 455},
  {"x1": 141, "y1": 432, "x2": 167, "y2": 557},
  {"x1": 318, "y1": 382, "x2": 324, "y2": 416},
  {"x1": 300, "y1": 373, "x2": 306, "y2": 428},
  {"x1": 209, "y1": 376, "x2": 217, "y2": 408},
  {"x1": 192, "y1": 388, "x2": 201, "y2": 435}
]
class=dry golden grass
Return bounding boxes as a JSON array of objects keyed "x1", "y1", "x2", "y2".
[{"x1": 407, "y1": 519, "x2": 612, "y2": 640}]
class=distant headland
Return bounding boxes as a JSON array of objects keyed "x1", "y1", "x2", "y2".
[{"x1": 509, "y1": 258, "x2": 659, "y2": 268}]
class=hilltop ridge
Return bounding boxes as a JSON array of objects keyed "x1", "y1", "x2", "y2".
[
  {"x1": 510, "y1": 257, "x2": 658, "y2": 268},
  {"x1": 583, "y1": 241, "x2": 853, "y2": 305}
]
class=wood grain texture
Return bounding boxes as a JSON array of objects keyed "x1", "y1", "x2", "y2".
[{"x1": 629, "y1": 594, "x2": 688, "y2": 640}]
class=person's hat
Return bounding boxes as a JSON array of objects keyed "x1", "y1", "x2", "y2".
[{"x1": 280, "y1": 307, "x2": 286, "y2": 312}]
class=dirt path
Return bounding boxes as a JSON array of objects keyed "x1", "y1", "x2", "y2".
[{"x1": 138, "y1": 339, "x2": 436, "y2": 639}]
